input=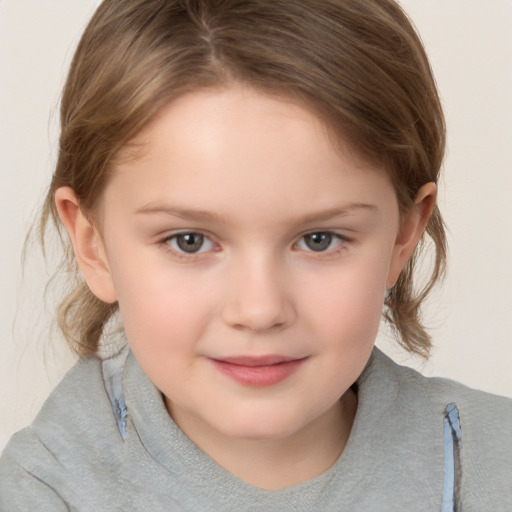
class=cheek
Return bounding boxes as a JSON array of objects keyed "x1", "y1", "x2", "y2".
[
  {"x1": 114, "y1": 268, "x2": 215, "y2": 389},
  {"x1": 109, "y1": 255, "x2": 214, "y2": 350},
  {"x1": 297, "y1": 255, "x2": 390, "y2": 379},
  {"x1": 300, "y1": 266, "x2": 387, "y2": 393},
  {"x1": 302, "y1": 258, "x2": 388, "y2": 328}
]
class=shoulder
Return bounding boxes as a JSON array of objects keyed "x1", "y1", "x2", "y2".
[
  {"x1": 8, "y1": 354, "x2": 119, "y2": 445},
  {"x1": 373, "y1": 348, "x2": 512, "y2": 428},
  {"x1": 0, "y1": 355, "x2": 123, "y2": 508},
  {"x1": 371, "y1": 349, "x2": 512, "y2": 509},
  {"x1": 1, "y1": 354, "x2": 109, "y2": 449}
]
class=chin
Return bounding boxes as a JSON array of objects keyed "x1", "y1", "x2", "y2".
[{"x1": 215, "y1": 412, "x2": 307, "y2": 442}]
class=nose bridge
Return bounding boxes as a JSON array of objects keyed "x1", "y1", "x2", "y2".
[{"x1": 222, "y1": 249, "x2": 294, "y2": 331}]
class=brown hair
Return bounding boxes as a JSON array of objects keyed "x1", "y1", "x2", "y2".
[{"x1": 42, "y1": 0, "x2": 446, "y2": 358}]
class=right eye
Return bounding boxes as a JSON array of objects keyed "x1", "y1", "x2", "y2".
[{"x1": 165, "y1": 232, "x2": 215, "y2": 254}]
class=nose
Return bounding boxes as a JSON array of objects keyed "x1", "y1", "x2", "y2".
[{"x1": 221, "y1": 256, "x2": 295, "y2": 332}]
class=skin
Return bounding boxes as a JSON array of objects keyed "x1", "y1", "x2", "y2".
[{"x1": 56, "y1": 85, "x2": 436, "y2": 489}]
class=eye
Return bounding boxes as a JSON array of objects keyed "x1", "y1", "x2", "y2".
[
  {"x1": 166, "y1": 232, "x2": 215, "y2": 254},
  {"x1": 297, "y1": 232, "x2": 344, "y2": 252}
]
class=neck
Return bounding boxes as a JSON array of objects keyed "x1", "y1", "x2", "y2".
[{"x1": 169, "y1": 389, "x2": 357, "y2": 490}]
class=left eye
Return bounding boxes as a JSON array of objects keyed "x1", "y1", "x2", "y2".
[
  {"x1": 166, "y1": 232, "x2": 215, "y2": 254},
  {"x1": 297, "y1": 232, "x2": 343, "y2": 252}
]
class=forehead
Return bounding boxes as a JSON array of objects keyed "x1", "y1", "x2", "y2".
[
  {"x1": 105, "y1": 85, "x2": 397, "y2": 226},
  {"x1": 117, "y1": 84, "x2": 372, "y2": 168}
]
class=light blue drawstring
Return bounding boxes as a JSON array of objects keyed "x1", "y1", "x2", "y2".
[
  {"x1": 101, "y1": 347, "x2": 130, "y2": 440},
  {"x1": 441, "y1": 403, "x2": 463, "y2": 512}
]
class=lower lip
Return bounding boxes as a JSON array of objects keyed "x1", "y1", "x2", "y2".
[{"x1": 210, "y1": 359, "x2": 305, "y2": 387}]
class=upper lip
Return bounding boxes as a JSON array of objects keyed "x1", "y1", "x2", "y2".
[{"x1": 211, "y1": 355, "x2": 306, "y2": 367}]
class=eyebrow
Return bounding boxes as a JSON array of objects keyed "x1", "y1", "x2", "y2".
[
  {"x1": 135, "y1": 203, "x2": 228, "y2": 223},
  {"x1": 134, "y1": 202, "x2": 378, "y2": 225},
  {"x1": 293, "y1": 203, "x2": 379, "y2": 225}
]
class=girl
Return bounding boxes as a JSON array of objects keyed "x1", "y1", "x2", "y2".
[{"x1": 1, "y1": 0, "x2": 511, "y2": 510}]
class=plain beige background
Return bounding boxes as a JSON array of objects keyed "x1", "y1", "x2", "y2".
[{"x1": 1, "y1": 0, "x2": 511, "y2": 452}]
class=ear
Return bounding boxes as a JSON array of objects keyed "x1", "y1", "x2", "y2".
[
  {"x1": 54, "y1": 187, "x2": 117, "y2": 303},
  {"x1": 386, "y1": 182, "x2": 437, "y2": 289}
]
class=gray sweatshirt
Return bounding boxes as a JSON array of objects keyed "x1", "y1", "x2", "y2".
[{"x1": 1, "y1": 348, "x2": 511, "y2": 511}]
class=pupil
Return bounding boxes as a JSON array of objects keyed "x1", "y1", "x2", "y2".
[
  {"x1": 306, "y1": 233, "x2": 332, "y2": 251},
  {"x1": 177, "y1": 233, "x2": 204, "y2": 253}
]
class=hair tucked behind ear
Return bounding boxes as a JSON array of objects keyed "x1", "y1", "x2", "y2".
[{"x1": 42, "y1": 0, "x2": 447, "y2": 358}]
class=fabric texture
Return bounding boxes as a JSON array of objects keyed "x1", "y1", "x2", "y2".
[{"x1": 1, "y1": 347, "x2": 511, "y2": 511}]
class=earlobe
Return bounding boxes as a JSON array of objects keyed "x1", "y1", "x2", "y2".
[
  {"x1": 386, "y1": 182, "x2": 437, "y2": 288},
  {"x1": 54, "y1": 187, "x2": 117, "y2": 304}
]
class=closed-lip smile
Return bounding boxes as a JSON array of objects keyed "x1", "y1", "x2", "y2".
[
  {"x1": 213, "y1": 355, "x2": 305, "y2": 366},
  {"x1": 209, "y1": 355, "x2": 308, "y2": 387}
]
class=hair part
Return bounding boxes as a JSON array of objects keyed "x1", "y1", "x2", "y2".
[{"x1": 42, "y1": 0, "x2": 447, "y2": 358}]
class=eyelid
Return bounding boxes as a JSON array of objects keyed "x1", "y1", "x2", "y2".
[
  {"x1": 158, "y1": 229, "x2": 351, "y2": 259},
  {"x1": 294, "y1": 230, "x2": 350, "y2": 253},
  {"x1": 161, "y1": 230, "x2": 218, "y2": 257}
]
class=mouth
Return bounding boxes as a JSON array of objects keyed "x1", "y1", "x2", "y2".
[{"x1": 209, "y1": 355, "x2": 308, "y2": 387}]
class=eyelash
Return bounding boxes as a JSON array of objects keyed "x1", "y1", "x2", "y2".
[
  {"x1": 161, "y1": 232, "x2": 217, "y2": 260},
  {"x1": 160, "y1": 230, "x2": 350, "y2": 259},
  {"x1": 294, "y1": 231, "x2": 348, "y2": 254}
]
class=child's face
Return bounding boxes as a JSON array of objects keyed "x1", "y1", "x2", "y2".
[{"x1": 88, "y1": 86, "x2": 414, "y2": 442}]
